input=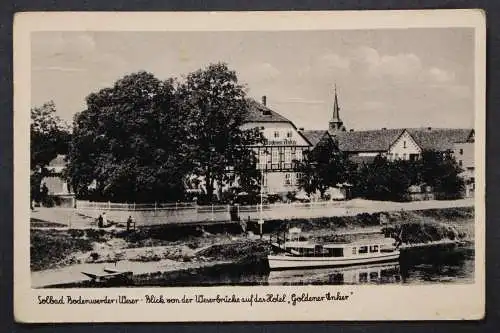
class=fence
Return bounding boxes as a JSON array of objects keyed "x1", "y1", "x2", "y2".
[
  {"x1": 75, "y1": 200, "x2": 355, "y2": 226},
  {"x1": 74, "y1": 198, "x2": 474, "y2": 227}
]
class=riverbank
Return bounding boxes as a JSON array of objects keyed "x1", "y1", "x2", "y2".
[{"x1": 31, "y1": 206, "x2": 474, "y2": 288}]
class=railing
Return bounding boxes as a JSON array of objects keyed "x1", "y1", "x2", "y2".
[
  {"x1": 61, "y1": 198, "x2": 473, "y2": 227},
  {"x1": 76, "y1": 200, "x2": 197, "y2": 211},
  {"x1": 76, "y1": 199, "x2": 348, "y2": 212},
  {"x1": 74, "y1": 199, "x2": 356, "y2": 226}
]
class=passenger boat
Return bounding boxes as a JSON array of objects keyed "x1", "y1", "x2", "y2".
[{"x1": 267, "y1": 228, "x2": 400, "y2": 270}]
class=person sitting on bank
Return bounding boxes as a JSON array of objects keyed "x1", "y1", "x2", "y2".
[{"x1": 97, "y1": 214, "x2": 104, "y2": 228}]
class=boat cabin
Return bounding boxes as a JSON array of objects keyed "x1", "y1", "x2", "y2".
[{"x1": 282, "y1": 237, "x2": 397, "y2": 258}]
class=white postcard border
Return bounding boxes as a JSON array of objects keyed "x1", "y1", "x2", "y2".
[{"x1": 14, "y1": 10, "x2": 486, "y2": 322}]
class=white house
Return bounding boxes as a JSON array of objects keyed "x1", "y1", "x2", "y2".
[{"x1": 240, "y1": 97, "x2": 312, "y2": 194}]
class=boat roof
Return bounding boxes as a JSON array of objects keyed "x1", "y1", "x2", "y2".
[
  {"x1": 285, "y1": 238, "x2": 396, "y2": 249},
  {"x1": 324, "y1": 238, "x2": 396, "y2": 248}
]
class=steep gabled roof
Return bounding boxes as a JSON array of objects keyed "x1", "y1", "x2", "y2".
[
  {"x1": 332, "y1": 127, "x2": 474, "y2": 153},
  {"x1": 244, "y1": 99, "x2": 293, "y2": 124},
  {"x1": 334, "y1": 129, "x2": 405, "y2": 152},
  {"x1": 301, "y1": 130, "x2": 330, "y2": 148},
  {"x1": 406, "y1": 128, "x2": 473, "y2": 151}
]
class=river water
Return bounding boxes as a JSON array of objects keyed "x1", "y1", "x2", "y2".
[{"x1": 154, "y1": 243, "x2": 475, "y2": 287}]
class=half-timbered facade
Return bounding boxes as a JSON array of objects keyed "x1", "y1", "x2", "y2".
[{"x1": 241, "y1": 97, "x2": 312, "y2": 194}]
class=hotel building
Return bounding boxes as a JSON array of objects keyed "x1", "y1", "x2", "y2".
[{"x1": 241, "y1": 96, "x2": 312, "y2": 194}]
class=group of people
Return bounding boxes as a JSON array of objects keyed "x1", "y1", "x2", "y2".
[{"x1": 97, "y1": 212, "x2": 135, "y2": 232}]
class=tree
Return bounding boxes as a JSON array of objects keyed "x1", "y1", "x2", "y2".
[
  {"x1": 296, "y1": 137, "x2": 349, "y2": 197},
  {"x1": 354, "y1": 156, "x2": 413, "y2": 201},
  {"x1": 177, "y1": 63, "x2": 263, "y2": 201},
  {"x1": 68, "y1": 72, "x2": 191, "y2": 202},
  {"x1": 420, "y1": 150, "x2": 464, "y2": 199},
  {"x1": 30, "y1": 101, "x2": 70, "y2": 204}
]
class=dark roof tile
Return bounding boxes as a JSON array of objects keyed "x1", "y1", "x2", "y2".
[
  {"x1": 334, "y1": 129, "x2": 404, "y2": 152},
  {"x1": 244, "y1": 99, "x2": 293, "y2": 124},
  {"x1": 333, "y1": 128, "x2": 473, "y2": 153},
  {"x1": 301, "y1": 130, "x2": 329, "y2": 148},
  {"x1": 406, "y1": 128, "x2": 473, "y2": 151}
]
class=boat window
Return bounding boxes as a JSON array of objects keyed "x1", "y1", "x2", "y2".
[
  {"x1": 359, "y1": 272, "x2": 368, "y2": 283},
  {"x1": 328, "y1": 248, "x2": 344, "y2": 257},
  {"x1": 352, "y1": 247, "x2": 357, "y2": 255},
  {"x1": 380, "y1": 247, "x2": 394, "y2": 253},
  {"x1": 369, "y1": 272, "x2": 379, "y2": 280},
  {"x1": 358, "y1": 246, "x2": 368, "y2": 254},
  {"x1": 370, "y1": 245, "x2": 379, "y2": 253},
  {"x1": 330, "y1": 273, "x2": 344, "y2": 284}
]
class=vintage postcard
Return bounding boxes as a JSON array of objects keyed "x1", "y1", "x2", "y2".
[{"x1": 14, "y1": 10, "x2": 485, "y2": 322}]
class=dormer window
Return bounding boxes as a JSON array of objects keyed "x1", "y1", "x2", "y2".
[
  {"x1": 287, "y1": 131, "x2": 293, "y2": 138},
  {"x1": 403, "y1": 141, "x2": 407, "y2": 148},
  {"x1": 274, "y1": 131, "x2": 279, "y2": 138}
]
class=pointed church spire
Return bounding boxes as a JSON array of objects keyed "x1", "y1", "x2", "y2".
[
  {"x1": 332, "y1": 84, "x2": 340, "y2": 121},
  {"x1": 328, "y1": 84, "x2": 345, "y2": 135}
]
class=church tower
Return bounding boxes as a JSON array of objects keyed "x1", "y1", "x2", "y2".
[{"x1": 328, "y1": 85, "x2": 346, "y2": 135}]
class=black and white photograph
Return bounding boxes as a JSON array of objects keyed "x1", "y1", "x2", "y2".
[{"x1": 14, "y1": 10, "x2": 485, "y2": 322}]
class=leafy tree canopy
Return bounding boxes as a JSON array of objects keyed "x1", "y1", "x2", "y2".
[
  {"x1": 69, "y1": 72, "x2": 190, "y2": 202},
  {"x1": 69, "y1": 64, "x2": 263, "y2": 203},
  {"x1": 30, "y1": 101, "x2": 71, "y2": 202},
  {"x1": 296, "y1": 137, "x2": 350, "y2": 196},
  {"x1": 177, "y1": 62, "x2": 264, "y2": 200}
]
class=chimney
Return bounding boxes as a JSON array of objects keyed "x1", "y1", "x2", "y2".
[
  {"x1": 298, "y1": 127, "x2": 304, "y2": 131},
  {"x1": 382, "y1": 127, "x2": 387, "y2": 130},
  {"x1": 349, "y1": 129, "x2": 354, "y2": 132},
  {"x1": 427, "y1": 127, "x2": 432, "y2": 131},
  {"x1": 262, "y1": 95, "x2": 267, "y2": 106}
]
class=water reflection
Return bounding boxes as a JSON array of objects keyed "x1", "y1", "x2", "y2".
[{"x1": 267, "y1": 262, "x2": 402, "y2": 286}]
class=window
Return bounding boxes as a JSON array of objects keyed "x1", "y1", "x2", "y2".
[
  {"x1": 395, "y1": 153, "x2": 399, "y2": 159},
  {"x1": 359, "y1": 272, "x2": 368, "y2": 283},
  {"x1": 403, "y1": 141, "x2": 407, "y2": 148},
  {"x1": 403, "y1": 153, "x2": 407, "y2": 160},
  {"x1": 274, "y1": 131, "x2": 279, "y2": 138},
  {"x1": 369, "y1": 245, "x2": 379, "y2": 253},
  {"x1": 358, "y1": 246, "x2": 368, "y2": 254},
  {"x1": 272, "y1": 150, "x2": 279, "y2": 163},
  {"x1": 460, "y1": 149, "x2": 464, "y2": 155},
  {"x1": 459, "y1": 160, "x2": 463, "y2": 167},
  {"x1": 287, "y1": 131, "x2": 293, "y2": 138},
  {"x1": 369, "y1": 272, "x2": 379, "y2": 280},
  {"x1": 296, "y1": 149, "x2": 303, "y2": 161},
  {"x1": 259, "y1": 150, "x2": 269, "y2": 166},
  {"x1": 352, "y1": 247, "x2": 357, "y2": 255},
  {"x1": 328, "y1": 248, "x2": 344, "y2": 257},
  {"x1": 295, "y1": 173, "x2": 302, "y2": 185},
  {"x1": 285, "y1": 173, "x2": 292, "y2": 186},
  {"x1": 284, "y1": 150, "x2": 291, "y2": 163}
]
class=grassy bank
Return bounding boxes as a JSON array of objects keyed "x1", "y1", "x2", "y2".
[{"x1": 31, "y1": 206, "x2": 474, "y2": 273}]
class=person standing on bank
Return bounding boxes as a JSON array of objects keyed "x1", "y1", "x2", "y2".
[
  {"x1": 126, "y1": 215, "x2": 133, "y2": 232},
  {"x1": 102, "y1": 212, "x2": 107, "y2": 227},
  {"x1": 97, "y1": 214, "x2": 103, "y2": 228}
]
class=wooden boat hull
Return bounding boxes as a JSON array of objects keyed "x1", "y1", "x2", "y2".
[{"x1": 267, "y1": 251, "x2": 400, "y2": 270}]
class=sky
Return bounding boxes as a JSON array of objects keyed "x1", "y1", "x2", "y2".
[{"x1": 31, "y1": 28, "x2": 475, "y2": 131}]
